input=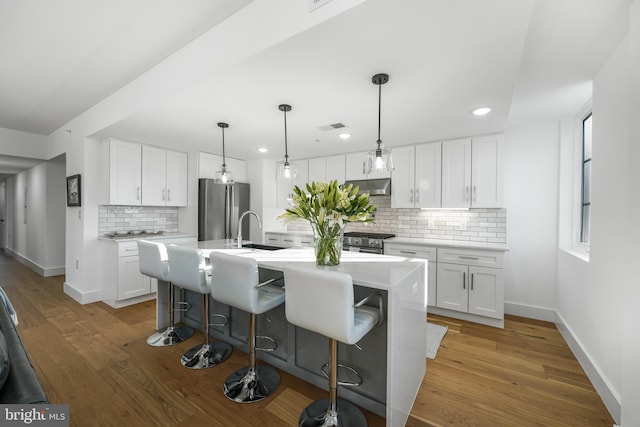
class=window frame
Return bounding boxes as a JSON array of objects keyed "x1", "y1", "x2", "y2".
[
  {"x1": 571, "y1": 102, "x2": 592, "y2": 259},
  {"x1": 579, "y1": 112, "x2": 592, "y2": 245}
]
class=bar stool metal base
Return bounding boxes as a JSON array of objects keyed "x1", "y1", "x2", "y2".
[
  {"x1": 299, "y1": 398, "x2": 367, "y2": 427},
  {"x1": 146, "y1": 325, "x2": 194, "y2": 347},
  {"x1": 180, "y1": 341, "x2": 232, "y2": 369},
  {"x1": 223, "y1": 365, "x2": 280, "y2": 403}
]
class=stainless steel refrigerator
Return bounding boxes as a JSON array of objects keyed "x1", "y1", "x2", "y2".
[{"x1": 198, "y1": 179, "x2": 250, "y2": 241}]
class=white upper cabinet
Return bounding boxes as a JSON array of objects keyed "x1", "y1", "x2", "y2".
[
  {"x1": 307, "y1": 155, "x2": 346, "y2": 184},
  {"x1": 308, "y1": 157, "x2": 326, "y2": 183},
  {"x1": 326, "y1": 154, "x2": 346, "y2": 184},
  {"x1": 198, "y1": 151, "x2": 246, "y2": 182},
  {"x1": 441, "y1": 138, "x2": 472, "y2": 208},
  {"x1": 103, "y1": 138, "x2": 187, "y2": 207},
  {"x1": 391, "y1": 143, "x2": 441, "y2": 208},
  {"x1": 105, "y1": 138, "x2": 142, "y2": 205},
  {"x1": 470, "y1": 134, "x2": 504, "y2": 208},
  {"x1": 142, "y1": 146, "x2": 188, "y2": 207},
  {"x1": 345, "y1": 151, "x2": 391, "y2": 181},
  {"x1": 165, "y1": 150, "x2": 188, "y2": 206}
]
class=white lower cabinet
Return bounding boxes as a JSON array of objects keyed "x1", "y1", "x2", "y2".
[
  {"x1": 385, "y1": 242, "x2": 506, "y2": 327},
  {"x1": 265, "y1": 232, "x2": 313, "y2": 248},
  {"x1": 102, "y1": 235, "x2": 197, "y2": 308},
  {"x1": 436, "y1": 248, "x2": 504, "y2": 322}
]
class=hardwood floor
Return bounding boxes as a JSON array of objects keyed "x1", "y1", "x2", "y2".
[{"x1": 1, "y1": 251, "x2": 614, "y2": 426}]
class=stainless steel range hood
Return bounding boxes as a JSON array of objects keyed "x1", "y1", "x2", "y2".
[{"x1": 343, "y1": 178, "x2": 391, "y2": 196}]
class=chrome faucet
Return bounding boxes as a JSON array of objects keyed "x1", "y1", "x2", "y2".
[{"x1": 237, "y1": 210, "x2": 262, "y2": 249}]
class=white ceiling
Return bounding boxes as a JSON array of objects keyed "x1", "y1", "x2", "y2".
[{"x1": 0, "y1": 0, "x2": 633, "y2": 174}]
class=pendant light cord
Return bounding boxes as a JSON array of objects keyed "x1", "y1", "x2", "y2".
[
  {"x1": 283, "y1": 108, "x2": 289, "y2": 161},
  {"x1": 377, "y1": 81, "x2": 382, "y2": 146},
  {"x1": 221, "y1": 126, "x2": 226, "y2": 167}
]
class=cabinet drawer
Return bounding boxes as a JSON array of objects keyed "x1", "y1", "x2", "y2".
[
  {"x1": 384, "y1": 243, "x2": 437, "y2": 261},
  {"x1": 118, "y1": 241, "x2": 140, "y2": 257},
  {"x1": 437, "y1": 248, "x2": 504, "y2": 268},
  {"x1": 265, "y1": 234, "x2": 283, "y2": 245}
]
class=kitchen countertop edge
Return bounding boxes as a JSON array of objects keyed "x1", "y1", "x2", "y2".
[{"x1": 387, "y1": 237, "x2": 509, "y2": 251}]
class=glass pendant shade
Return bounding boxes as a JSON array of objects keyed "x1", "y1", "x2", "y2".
[
  {"x1": 365, "y1": 142, "x2": 394, "y2": 174},
  {"x1": 275, "y1": 104, "x2": 297, "y2": 179},
  {"x1": 214, "y1": 122, "x2": 234, "y2": 184},
  {"x1": 364, "y1": 73, "x2": 394, "y2": 175}
]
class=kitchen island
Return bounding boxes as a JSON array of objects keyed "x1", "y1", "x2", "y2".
[{"x1": 156, "y1": 240, "x2": 427, "y2": 427}]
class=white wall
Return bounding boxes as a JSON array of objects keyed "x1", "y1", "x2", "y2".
[
  {"x1": 556, "y1": 34, "x2": 632, "y2": 424},
  {"x1": 622, "y1": 2, "x2": 640, "y2": 426},
  {"x1": 503, "y1": 122, "x2": 559, "y2": 321},
  {"x1": 0, "y1": 127, "x2": 47, "y2": 159},
  {"x1": 5, "y1": 159, "x2": 65, "y2": 276}
]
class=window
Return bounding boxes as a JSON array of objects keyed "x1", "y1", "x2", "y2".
[{"x1": 580, "y1": 113, "x2": 592, "y2": 245}]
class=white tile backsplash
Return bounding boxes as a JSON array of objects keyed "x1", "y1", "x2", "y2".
[
  {"x1": 285, "y1": 195, "x2": 507, "y2": 243},
  {"x1": 98, "y1": 206, "x2": 179, "y2": 235}
]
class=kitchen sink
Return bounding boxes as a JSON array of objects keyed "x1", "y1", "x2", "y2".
[{"x1": 242, "y1": 243, "x2": 286, "y2": 251}]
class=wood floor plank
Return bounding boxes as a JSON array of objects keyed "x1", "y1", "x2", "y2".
[{"x1": 1, "y1": 251, "x2": 614, "y2": 426}]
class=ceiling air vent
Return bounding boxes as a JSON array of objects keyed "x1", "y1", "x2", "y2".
[{"x1": 317, "y1": 122, "x2": 346, "y2": 131}]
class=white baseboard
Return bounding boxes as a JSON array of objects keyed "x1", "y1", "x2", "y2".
[
  {"x1": 63, "y1": 282, "x2": 102, "y2": 305},
  {"x1": 4, "y1": 247, "x2": 65, "y2": 277},
  {"x1": 555, "y1": 312, "x2": 621, "y2": 425},
  {"x1": 504, "y1": 301, "x2": 556, "y2": 322}
]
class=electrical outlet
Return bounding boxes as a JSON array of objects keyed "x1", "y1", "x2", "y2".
[
  {"x1": 459, "y1": 221, "x2": 467, "y2": 231},
  {"x1": 428, "y1": 219, "x2": 435, "y2": 230},
  {"x1": 75, "y1": 260, "x2": 79, "y2": 269}
]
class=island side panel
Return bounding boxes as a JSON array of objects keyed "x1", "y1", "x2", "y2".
[{"x1": 386, "y1": 261, "x2": 427, "y2": 426}]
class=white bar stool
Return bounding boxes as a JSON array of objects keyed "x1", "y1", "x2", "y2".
[
  {"x1": 138, "y1": 240, "x2": 194, "y2": 347},
  {"x1": 283, "y1": 266, "x2": 383, "y2": 427},
  {"x1": 166, "y1": 245, "x2": 232, "y2": 369},
  {"x1": 209, "y1": 252, "x2": 285, "y2": 403}
]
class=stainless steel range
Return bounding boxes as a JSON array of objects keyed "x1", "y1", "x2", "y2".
[{"x1": 343, "y1": 232, "x2": 396, "y2": 254}]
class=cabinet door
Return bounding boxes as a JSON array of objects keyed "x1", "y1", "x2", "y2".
[
  {"x1": 117, "y1": 256, "x2": 150, "y2": 300},
  {"x1": 166, "y1": 150, "x2": 188, "y2": 206},
  {"x1": 468, "y1": 266, "x2": 504, "y2": 319},
  {"x1": 391, "y1": 146, "x2": 415, "y2": 208},
  {"x1": 471, "y1": 135, "x2": 504, "y2": 208},
  {"x1": 415, "y1": 142, "x2": 442, "y2": 208},
  {"x1": 308, "y1": 157, "x2": 326, "y2": 183},
  {"x1": 436, "y1": 262, "x2": 468, "y2": 313},
  {"x1": 325, "y1": 154, "x2": 346, "y2": 184},
  {"x1": 292, "y1": 159, "x2": 309, "y2": 191},
  {"x1": 109, "y1": 139, "x2": 142, "y2": 205},
  {"x1": 141, "y1": 145, "x2": 167, "y2": 206},
  {"x1": 441, "y1": 138, "x2": 472, "y2": 208},
  {"x1": 345, "y1": 151, "x2": 366, "y2": 181}
]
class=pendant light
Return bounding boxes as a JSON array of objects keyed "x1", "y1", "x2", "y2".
[
  {"x1": 275, "y1": 104, "x2": 297, "y2": 179},
  {"x1": 214, "y1": 122, "x2": 233, "y2": 184},
  {"x1": 364, "y1": 73, "x2": 394, "y2": 175}
]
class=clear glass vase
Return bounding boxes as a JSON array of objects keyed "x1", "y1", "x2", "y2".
[{"x1": 311, "y1": 223, "x2": 344, "y2": 266}]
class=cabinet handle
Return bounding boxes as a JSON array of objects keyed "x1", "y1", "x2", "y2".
[
  {"x1": 459, "y1": 256, "x2": 479, "y2": 260},
  {"x1": 471, "y1": 273, "x2": 474, "y2": 291},
  {"x1": 400, "y1": 250, "x2": 416, "y2": 255},
  {"x1": 465, "y1": 185, "x2": 470, "y2": 202},
  {"x1": 125, "y1": 248, "x2": 137, "y2": 252},
  {"x1": 137, "y1": 187, "x2": 140, "y2": 200},
  {"x1": 283, "y1": 239, "x2": 294, "y2": 242},
  {"x1": 162, "y1": 188, "x2": 165, "y2": 201},
  {"x1": 415, "y1": 189, "x2": 419, "y2": 203},
  {"x1": 463, "y1": 272, "x2": 466, "y2": 290},
  {"x1": 167, "y1": 188, "x2": 171, "y2": 201},
  {"x1": 409, "y1": 188, "x2": 413, "y2": 203},
  {"x1": 473, "y1": 185, "x2": 477, "y2": 202}
]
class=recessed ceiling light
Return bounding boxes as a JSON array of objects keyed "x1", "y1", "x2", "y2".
[
  {"x1": 338, "y1": 133, "x2": 351, "y2": 140},
  {"x1": 257, "y1": 147, "x2": 268, "y2": 153},
  {"x1": 472, "y1": 107, "x2": 492, "y2": 116}
]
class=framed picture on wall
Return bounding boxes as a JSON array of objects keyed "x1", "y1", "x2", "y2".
[{"x1": 66, "y1": 174, "x2": 81, "y2": 207}]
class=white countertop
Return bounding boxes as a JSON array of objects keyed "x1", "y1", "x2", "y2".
[
  {"x1": 385, "y1": 237, "x2": 508, "y2": 251},
  {"x1": 180, "y1": 239, "x2": 425, "y2": 292}
]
